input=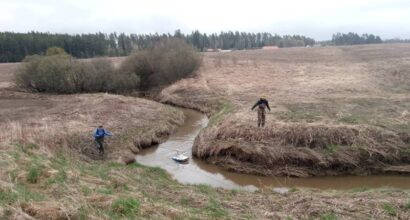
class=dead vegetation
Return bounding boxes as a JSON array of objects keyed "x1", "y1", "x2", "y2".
[
  {"x1": 0, "y1": 91, "x2": 184, "y2": 161},
  {"x1": 0, "y1": 58, "x2": 184, "y2": 161},
  {"x1": 159, "y1": 76, "x2": 223, "y2": 116},
  {"x1": 161, "y1": 44, "x2": 410, "y2": 176},
  {"x1": 194, "y1": 114, "x2": 409, "y2": 177}
]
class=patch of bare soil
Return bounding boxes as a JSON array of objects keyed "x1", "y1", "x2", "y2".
[
  {"x1": 0, "y1": 62, "x2": 19, "y2": 89},
  {"x1": 162, "y1": 44, "x2": 410, "y2": 176}
]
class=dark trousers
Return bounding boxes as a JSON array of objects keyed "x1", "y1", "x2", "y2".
[
  {"x1": 95, "y1": 137, "x2": 105, "y2": 154},
  {"x1": 257, "y1": 107, "x2": 266, "y2": 127}
]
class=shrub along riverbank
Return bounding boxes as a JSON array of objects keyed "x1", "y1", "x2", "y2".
[{"x1": 14, "y1": 38, "x2": 201, "y2": 94}]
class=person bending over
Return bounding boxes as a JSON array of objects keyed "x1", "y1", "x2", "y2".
[
  {"x1": 93, "y1": 125, "x2": 112, "y2": 154},
  {"x1": 251, "y1": 95, "x2": 271, "y2": 127}
]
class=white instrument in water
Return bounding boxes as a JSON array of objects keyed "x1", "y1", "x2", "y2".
[{"x1": 172, "y1": 152, "x2": 189, "y2": 163}]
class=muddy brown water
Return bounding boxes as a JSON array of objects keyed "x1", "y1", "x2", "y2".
[{"x1": 136, "y1": 108, "x2": 410, "y2": 191}]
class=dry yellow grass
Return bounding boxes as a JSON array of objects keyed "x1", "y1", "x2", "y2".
[
  {"x1": 0, "y1": 63, "x2": 18, "y2": 89},
  {"x1": 161, "y1": 44, "x2": 410, "y2": 176},
  {"x1": 0, "y1": 91, "x2": 184, "y2": 161}
]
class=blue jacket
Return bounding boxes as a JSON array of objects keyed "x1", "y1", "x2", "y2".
[{"x1": 93, "y1": 128, "x2": 112, "y2": 139}]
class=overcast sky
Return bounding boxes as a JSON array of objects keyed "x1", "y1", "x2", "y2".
[{"x1": 1, "y1": 0, "x2": 410, "y2": 40}]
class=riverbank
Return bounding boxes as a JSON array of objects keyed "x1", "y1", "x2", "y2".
[
  {"x1": 136, "y1": 108, "x2": 410, "y2": 190},
  {"x1": 1, "y1": 140, "x2": 410, "y2": 219},
  {"x1": 0, "y1": 91, "x2": 184, "y2": 162},
  {"x1": 0, "y1": 62, "x2": 185, "y2": 161},
  {"x1": 161, "y1": 44, "x2": 410, "y2": 177}
]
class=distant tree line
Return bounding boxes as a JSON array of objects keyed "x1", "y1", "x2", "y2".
[
  {"x1": 331, "y1": 32, "x2": 382, "y2": 45},
  {"x1": 183, "y1": 30, "x2": 315, "y2": 51},
  {"x1": 383, "y1": 38, "x2": 410, "y2": 43},
  {"x1": 0, "y1": 31, "x2": 316, "y2": 62}
]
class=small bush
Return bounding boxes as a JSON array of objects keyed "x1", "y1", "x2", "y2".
[
  {"x1": 110, "y1": 197, "x2": 140, "y2": 217},
  {"x1": 119, "y1": 38, "x2": 202, "y2": 91}
]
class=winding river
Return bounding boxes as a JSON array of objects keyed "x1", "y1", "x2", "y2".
[{"x1": 136, "y1": 108, "x2": 410, "y2": 191}]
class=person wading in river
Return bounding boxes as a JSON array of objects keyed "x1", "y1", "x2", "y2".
[
  {"x1": 93, "y1": 125, "x2": 112, "y2": 155},
  {"x1": 251, "y1": 95, "x2": 271, "y2": 127}
]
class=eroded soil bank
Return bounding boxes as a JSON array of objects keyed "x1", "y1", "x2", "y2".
[
  {"x1": 136, "y1": 108, "x2": 410, "y2": 190},
  {"x1": 193, "y1": 115, "x2": 410, "y2": 177}
]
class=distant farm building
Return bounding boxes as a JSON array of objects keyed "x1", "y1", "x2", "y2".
[
  {"x1": 206, "y1": 48, "x2": 219, "y2": 52},
  {"x1": 262, "y1": 46, "x2": 279, "y2": 50}
]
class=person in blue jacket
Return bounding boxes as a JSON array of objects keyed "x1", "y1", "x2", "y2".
[{"x1": 93, "y1": 125, "x2": 112, "y2": 154}]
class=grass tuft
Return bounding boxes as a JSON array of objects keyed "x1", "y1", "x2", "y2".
[
  {"x1": 16, "y1": 184, "x2": 45, "y2": 202},
  {"x1": 351, "y1": 186, "x2": 370, "y2": 193},
  {"x1": 383, "y1": 203, "x2": 397, "y2": 216},
  {"x1": 325, "y1": 144, "x2": 340, "y2": 154},
  {"x1": 0, "y1": 189, "x2": 18, "y2": 205},
  {"x1": 208, "y1": 101, "x2": 234, "y2": 126},
  {"x1": 26, "y1": 165, "x2": 42, "y2": 184},
  {"x1": 205, "y1": 199, "x2": 228, "y2": 218},
  {"x1": 338, "y1": 115, "x2": 359, "y2": 124},
  {"x1": 320, "y1": 212, "x2": 337, "y2": 220},
  {"x1": 196, "y1": 184, "x2": 214, "y2": 195},
  {"x1": 110, "y1": 197, "x2": 140, "y2": 218},
  {"x1": 405, "y1": 200, "x2": 410, "y2": 210}
]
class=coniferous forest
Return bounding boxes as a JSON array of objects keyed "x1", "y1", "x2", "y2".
[
  {"x1": 0, "y1": 30, "x2": 387, "y2": 62},
  {"x1": 0, "y1": 30, "x2": 315, "y2": 62}
]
